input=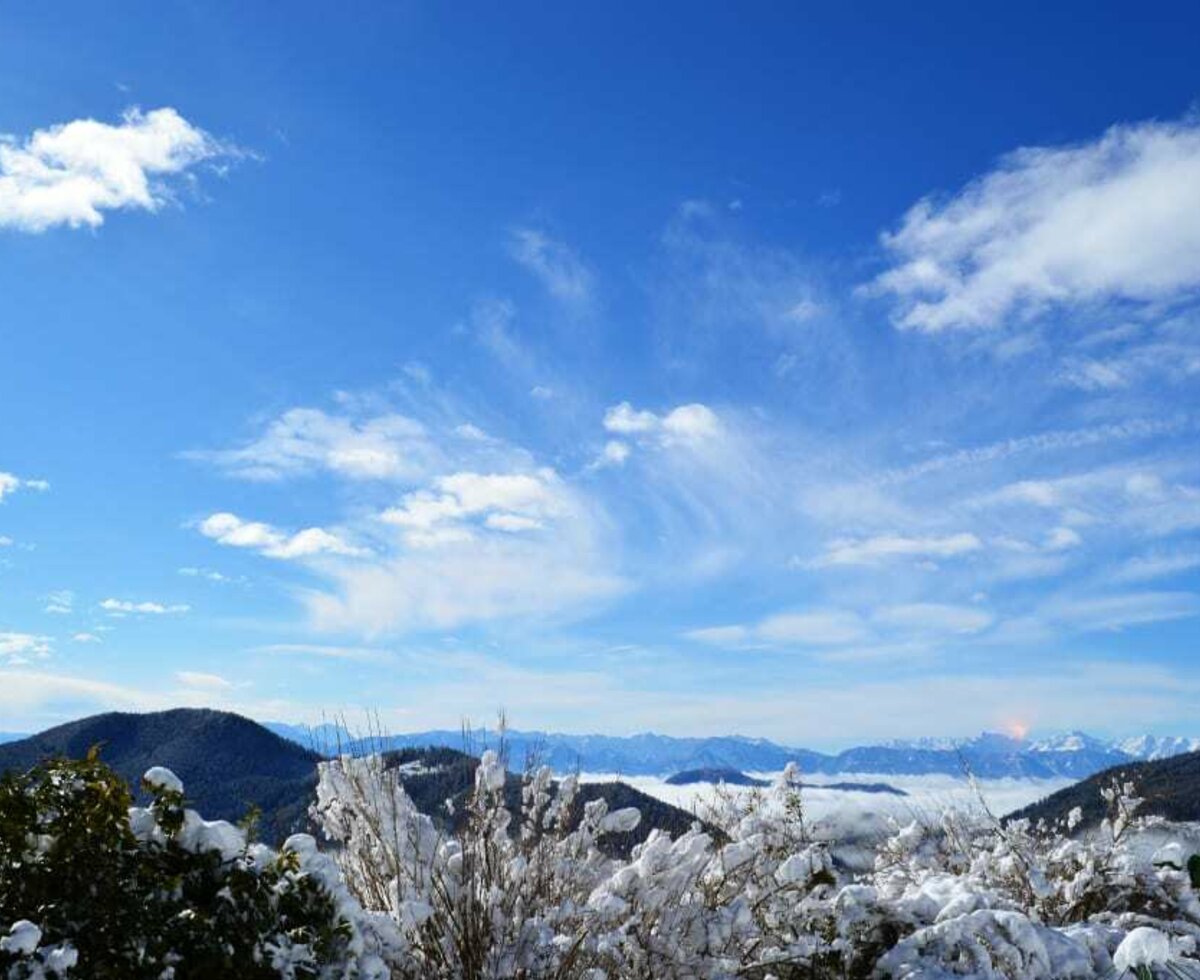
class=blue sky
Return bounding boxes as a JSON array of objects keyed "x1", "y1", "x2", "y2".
[{"x1": 2, "y1": 2, "x2": 1200, "y2": 744}]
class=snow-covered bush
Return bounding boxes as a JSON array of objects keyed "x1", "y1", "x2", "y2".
[
  {"x1": 313, "y1": 753, "x2": 1200, "y2": 980},
  {"x1": 0, "y1": 752, "x2": 390, "y2": 979},
  {"x1": 7, "y1": 748, "x2": 1200, "y2": 979}
]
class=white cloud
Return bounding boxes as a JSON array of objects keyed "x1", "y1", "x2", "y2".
[
  {"x1": 0, "y1": 107, "x2": 233, "y2": 233},
  {"x1": 508, "y1": 228, "x2": 594, "y2": 305},
  {"x1": 306, "y1": 536, "x2": 625, "y2": 635},
  {"x1": 818, "y1": 532, "x2": 982, "y2": 566},
  {"x1": 176, "y1": 670, "x2": 234, "y2": 691},
  {"x1": 0, "y1": 632, "x2": 52, "y2": 663},
  {"x1": 0, "y1": 536, "x2": 11, "y2": 547},
  {"x1": 690, "y1": 601, "x2": 993, "y2": 651},
  {"x1": 380, "y1": 470, "x2": 566, "y2": 543},
  {"x1": 100, "y1": 598, "x2": 189, "y2": 615},
  {"x1": 688, "y1": 610, "x2": 869, "y2": 648},
  {"x1": 187, "y1": 408, "x2": 437, "y2": 482},
  {"x1": 178, "y1": 566, "x2": 245, "y2": 584},
  {"x1": 757, "y1": 610, "x2": 870, "y2": 645},
  {"x1": 873, "y1": 603, "x2": 994, "y2": 635},
  {"x1": 72, "y1": 632, "x2": 102, "y2": 644},
  {"x1": 872, "y1": 115, "x2": 1200, "y2": 331},
  {"x1": 198, "y1": 512, "x2": 368, "y2": 560},
  {"x1": 603, "y1": 402, "x2": 660, "y2": 435},
  {"x1": 306, "y1": 464, "x2": 624, "y2": 633},
  {"x1": 0, "y1": 472, "x2": 49, "y2": 503},
  {"x1": 594, "y1": 440, "x2": 630, "y2": 468},
  {"x1": 602, "y1": 402, "x2": 722, "y2": 449}
]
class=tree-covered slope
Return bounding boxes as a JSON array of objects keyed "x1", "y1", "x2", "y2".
[
  {"x1": 0, "y1": 708, "x2": 319, "y2": 843},
  {"x1": 1008, "y1": 749, "x2": 1200, "y2": 829}
]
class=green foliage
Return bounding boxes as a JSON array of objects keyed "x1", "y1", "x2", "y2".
[{"x1": 0, "y1": 755, "x2": 354, "y2": 979}]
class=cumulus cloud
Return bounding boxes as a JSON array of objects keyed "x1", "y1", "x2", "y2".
[
  {"x1": 817, "y1": 532, "x2": 982, "y2": 567},
  {"x1": 381, "y1": 469, "x2": 567, "y2": 544},
  {"x1": 871, "y1": 115, "x2": 1200, "y2": 331},
  {"x1": 508, "y1": 228, "x2": 594, "y2": 305},
  {"x1": 603, "y1": 401, "x2": 722, "y2": 448},
  {"x1": 186, "y1": 407, "x2": 438, "y2": 482},
  {"x1": 198, "y1": 512, "x2": 368, "y2": 560},
  {"x1": 0, "y1": 471, "x2": 49, "y2": 503},
  {"x1": 0, "y1": 107, "x2": 234, "y2": 233},
  {"x1": 100, "y1": 598, "x2": 190, "y2": 615}
]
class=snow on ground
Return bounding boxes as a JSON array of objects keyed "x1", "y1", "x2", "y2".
[{"x1": 578, "y1": 771, "x2": 1075, "y2": 839}]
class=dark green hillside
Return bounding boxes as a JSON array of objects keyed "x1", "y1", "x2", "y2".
[
  {"x1": 0, "y1": 708, "x2": 319, "y2": 843},
  {"x1": 1008, "y1": 749, "x2": 1200, "y2": 830}
]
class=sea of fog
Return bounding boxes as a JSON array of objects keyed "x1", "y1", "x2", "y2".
[{"x1": 578, "y1": 771, "x2": 1074, "y2": 843}]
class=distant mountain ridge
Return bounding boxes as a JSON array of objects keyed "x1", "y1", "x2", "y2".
[{"x1": 264, "y1": 724, "x2": 1200, "y2": 781}]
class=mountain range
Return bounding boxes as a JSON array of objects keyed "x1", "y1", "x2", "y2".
[
  {"x1": 264, "y1": 723, "x2": 1200, "y2": 781},
  {"x1": 0, "y1": 709, "x2": 704, "y2": 851}
]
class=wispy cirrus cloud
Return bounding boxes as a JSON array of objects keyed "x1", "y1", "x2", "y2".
[
  {"x1": 254, "y1": 643, "x2": 396, "y2": 664},
  {"x1": 185, "y1": 407, "x2": 440, "y2": 482},
  {"x1": 870, "y1": 114, "x2": 1200, "y2": 331},
  {"x1": 508, "y1": 227, "x2": 594, "y2": 306},
  {"x1": 687, "y1": 600, "x2": 993, "y2": 654},
  {"x1": 0, "y1": 107, "x2": 238, "y2": 233},
  {"x1": 816, "y1": 532, "x2": 982, "y2": 567}
]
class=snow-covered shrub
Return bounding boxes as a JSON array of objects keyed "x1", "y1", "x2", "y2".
[
  {"x1": 8, "y1": 748, "x2": 1200, "y2": 979},
  {"x1": 313, "y1": 753, "x2": 1200, "y2": 980},
  {"x1": 0, "y1": 752, "x2": 388, "y2": 979}
]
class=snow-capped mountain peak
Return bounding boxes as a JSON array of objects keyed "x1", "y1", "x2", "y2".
[{"x1": 1117, "y1": 734, "x2": 1200, "y2": 760}]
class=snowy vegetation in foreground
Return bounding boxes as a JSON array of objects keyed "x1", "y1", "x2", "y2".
[{"x1": 4, "y1": 752, "x2": 1200, "y2": 978}]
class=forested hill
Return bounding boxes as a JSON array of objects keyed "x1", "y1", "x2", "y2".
[
  {"x1": 1008, "y1": 749, "x2": 1200, "y2": 830},
  {"x1": 0, "y1": 708, "x2": 319, "y2": 843}
]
